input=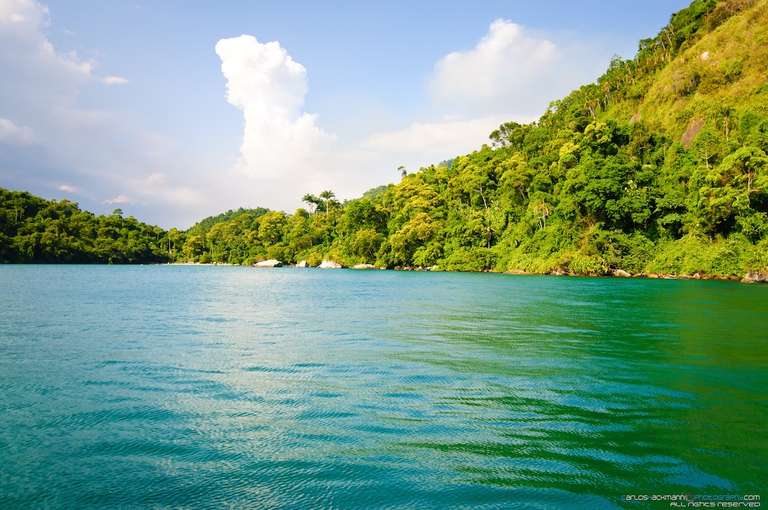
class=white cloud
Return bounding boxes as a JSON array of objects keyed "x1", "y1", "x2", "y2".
[
  {"x1": 57, "y1": 183, "x2": 77, "y2": 193},
  {"x1": 0, "y1": 117, "x2": 35, "y2": 144},
  {"x1": 135, "y1": 172, "x2": 205, "y2": 206},
  {"x1": 102, "y1": 75, "x2": 128, "y2": 85},
  {"x1": 0, "y1": 0, "x2": 208, "y2": 226},
  {"x1": 104, "y1": 194, "x2": 131, "y2": 205},
  {"x1": 429, "y1": 19, "x2": 604, "y2": 118},
  {"x1": 364, "y1": 114, "x2": 534, "y2": 162},
  {"x1": 144, "y1": 172, "x2": 167, "y2": 187},
  {"x1": 215, "y1": 35, "x2": 334, "y2": 179},
  {"x1": 431, "y1": 20, "x2": 556, "y2": 113},
  {"x1": 0, "y1": 0, "x2": 92, "y2": 107},
  {"x1": 0, "y1": 1, "x2": 36, "y2": 24}
]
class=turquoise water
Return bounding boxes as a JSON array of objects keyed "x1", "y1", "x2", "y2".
[{"x1": 0, "y1": 265, "x2": 766, "y2": 509}]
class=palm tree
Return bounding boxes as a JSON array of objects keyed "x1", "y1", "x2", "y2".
[{"x1": 319, "y1": 190, "x2": 335, "y2": 217}]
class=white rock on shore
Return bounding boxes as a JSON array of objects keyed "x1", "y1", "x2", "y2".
[
  {"x1": 319, "y1": 260, "x2": 343, "y2": 269},
  {"x1": 352, "y1": 263, "x2": 376, "y2": 269},
  {"x1": 296, "y1": 260, "x2": 309, "y2": 268},
  {"x1": 254, "y1": 259, "x2": 283, "y2": 268}
]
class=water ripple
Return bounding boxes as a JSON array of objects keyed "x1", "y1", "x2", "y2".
[{"x1": 0, "y1": 266, "x2": 765, "y2": 508}]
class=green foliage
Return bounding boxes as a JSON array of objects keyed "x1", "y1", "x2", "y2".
[{"x1": 0, "y1": 189, "x2": 169, "y2": 263}]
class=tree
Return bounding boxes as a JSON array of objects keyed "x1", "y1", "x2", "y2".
[
  {"x1": 319, "y1": 190, "x2": 337, "y2": 217},
  {"x1": 258, "y1": 211, "x2": 287, "y2": 245}
]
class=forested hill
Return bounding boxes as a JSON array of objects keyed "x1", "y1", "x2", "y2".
[
  {"x1": 2, "y1": 0, "x2": 768, "y2": 277},
  {"x1": 0, "y1": 189, "x2": 169, "y2": 263}
]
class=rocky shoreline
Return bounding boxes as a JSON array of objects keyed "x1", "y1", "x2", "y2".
[
  {"x1": 171, "y1": 261, "x2": 767, "y2": 284},
  {"x1": 508, "y1": 268, "x2": 766, "y2": 283}
]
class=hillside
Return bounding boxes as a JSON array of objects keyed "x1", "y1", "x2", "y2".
[
  {"x1": 0, "y1": 189, "x2": 169, "y2": 263},
  {"x1": 2, "y1": 0, "x2": 767, "y2": 277}
]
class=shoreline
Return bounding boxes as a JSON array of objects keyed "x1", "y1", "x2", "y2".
[
  {"x1": 165, "y1": 262, "x2": 767, "y2": 284},
  {"x1": 1, "y1": 262, "x2": 765, "y2": 283}
]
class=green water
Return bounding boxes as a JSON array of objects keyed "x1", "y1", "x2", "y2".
[{"x1": 0, "y1": 266, "x2": 766, "y2": 509}]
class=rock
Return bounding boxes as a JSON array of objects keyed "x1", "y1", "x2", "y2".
[
  {"x1": 254, "y1": 259, "x2": 283, "y2": 268},
  {"x1": 319, "y1": 260, "x2": 343, "y2": 269},
  {"x1": 296, "y1": 260, "x2": 308, "y2": 268},
  {"x1": 681, "y1": 118, "x2": 704, "y2": 148},
  {"x1": 428, "y1": 265, "x2": 440, "y2": 272},
  {"x1": 352, "y1": 263, "x2": 376, "y2": 269},
  {"x1": 742, "y1": 271, "x2": 768, "y2": 284},
  {"x1": 613, "y1": 269, "x2": 632, "y2": 278}
]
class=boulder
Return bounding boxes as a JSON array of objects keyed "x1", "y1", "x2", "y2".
[
  {"x1": 296, "y1": 260, "x2": 309, "y2": 268},
  {"x1": 742, "y1": 271, "x2": 768, "y2": 284},
  {"x1": 319, "y1": 260, "x2": 343, "y2": 269},
  {"x1": 352, "y1": 263, "x2": 376, "y2": 269},
  {"x1": 254, "y1": 259, "x2": 283, "y2": 268},
  {"x1": 612, "y1": 269, "x2": 631, "y2": 278}
]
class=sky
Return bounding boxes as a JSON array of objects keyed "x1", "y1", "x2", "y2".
[{"x1": 0, "y1": 0, "x2": 690, "y2": 227}]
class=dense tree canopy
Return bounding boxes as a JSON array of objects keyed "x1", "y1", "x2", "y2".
[{"x1": 0, "y1": 189, "x2": 169, "y2": 263}]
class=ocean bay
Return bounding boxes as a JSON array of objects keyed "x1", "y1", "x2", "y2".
[{"x1": 0, "y1": 266, "x2": 765, "y2": 508}]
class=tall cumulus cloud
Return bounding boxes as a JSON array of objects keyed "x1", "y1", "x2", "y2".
[{"x1": 215, "y1": 35, "x2": 334, "y2": 179}]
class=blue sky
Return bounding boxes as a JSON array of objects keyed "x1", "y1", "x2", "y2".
[{"x1": 1, "y1": 0, "x2": 689, "y2": 227}]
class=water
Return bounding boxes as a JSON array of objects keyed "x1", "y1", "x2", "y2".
[{"x1": 0, "y1": 266, "x2": 766, "y2": 509}]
